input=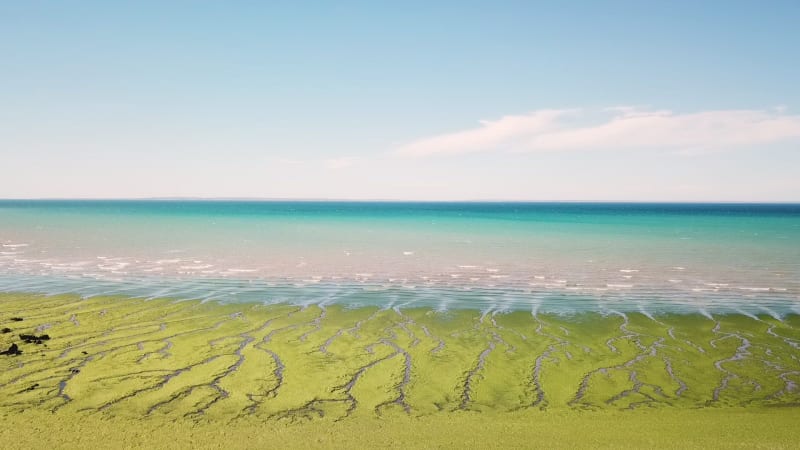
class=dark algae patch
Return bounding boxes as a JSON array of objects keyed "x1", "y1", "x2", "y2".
[
  {"x1": 1, "y1": 343, "x2": 22, "y2": 356},
  {"x1": 19, "y1": 334, "x2": 50, "y2": 344}
]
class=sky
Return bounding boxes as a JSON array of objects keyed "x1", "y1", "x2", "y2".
[{"x1": 1, "y1": 0, "x2": 799, "y2": 201}]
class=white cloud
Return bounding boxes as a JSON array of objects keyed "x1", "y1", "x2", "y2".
[{"x1": 395, "y1": 107, "x2": 800, "y2": 157}]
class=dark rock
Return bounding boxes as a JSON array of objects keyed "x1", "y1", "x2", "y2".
[
  {"x1": 10, "y1": 317, "x2": 23, "y2": 322},
  {"x1": 1, "y1": 343, "x2": 22, "y2": 356},
  {"x1": 24, "y1": 383, "x2": 39, "y2": 392},
  {"x1": 70, "y1": 368, "x2": 80, "y2": 374},
  {"x1": 1, "y1": 328, "x2": 11, "y2": 333},
  {"x1": 81, "y1": 351, "x2": 88, "y2": 355}
]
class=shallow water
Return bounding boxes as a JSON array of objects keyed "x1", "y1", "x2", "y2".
[{"x1": 1, "y1": 200, "x2": 799, "y2": 314}]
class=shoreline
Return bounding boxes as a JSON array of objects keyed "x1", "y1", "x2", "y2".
[{"x1": 1, "y1": 274, "x2": 797, "y2": 317}]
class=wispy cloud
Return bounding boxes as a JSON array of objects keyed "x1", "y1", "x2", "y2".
[{"x1": 396, "y1": 107, "x2": 800, "y2": 157}]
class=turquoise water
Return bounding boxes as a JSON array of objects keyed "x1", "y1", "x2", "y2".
[{"x1": 1, "y1": 200, "x2": 799, "y2": 314}]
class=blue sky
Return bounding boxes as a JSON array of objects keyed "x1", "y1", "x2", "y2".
[{"x1": 2, "y1": 1, "x2": 799, "y2": 200}]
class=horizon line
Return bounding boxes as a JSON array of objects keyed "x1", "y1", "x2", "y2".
[{"x1": 1, "y1": 197, "x2": 799, "y2": 204}]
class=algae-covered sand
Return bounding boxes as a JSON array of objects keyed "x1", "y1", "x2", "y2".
[{"x1": 1, "y1": 293, "x2": 799, "y2": 448}]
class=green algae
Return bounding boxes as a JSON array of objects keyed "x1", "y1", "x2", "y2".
[
  {"x1": 2, "y1": 408, "x2": 799, "y2": 449},
  {"x1": 1, "y1": 293, "x2": 800, "y2": 448}
]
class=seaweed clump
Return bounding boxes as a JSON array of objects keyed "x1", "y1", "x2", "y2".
[
  {"x1": 1, "y1": 343, "x2": 22, "y2": 356},
  {"x1": 19, "y1": 334, "x2": 50, "y2": 345}
]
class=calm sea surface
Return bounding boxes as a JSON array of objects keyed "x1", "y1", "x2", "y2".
[{"x1": 1, "y1": 200, "x2": 798, "y2": 315}]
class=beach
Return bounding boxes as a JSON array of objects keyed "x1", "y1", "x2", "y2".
[
  {"x1": 5, "y1": 0, "x2": 800, "y2": 446},
  {"x1": 1, "y1": 201, "x2": 799, "y2": 447}
]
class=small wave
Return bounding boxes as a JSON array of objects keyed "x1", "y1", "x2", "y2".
[
  {"x1": 620, "y1": 269, "x2": 639, "y2": 273},
  {"x1": 179, "y1": 264, "x2": 214, "y2": 270},
  {"x1": 734, "y1": 308, "x2": 759, "y2": 321},
  {"x1": 760, "y1": 306, "x2": 782, "y2": 321},
  {"x1": 155, "y1": 259, "x2": 181, "y2": 265},
  {"x1": 97, "y1": 263, "x2": 129, "y2": 271},
  {"x1": 69, "y1": 261, "x2": 93, "y2": 267},
  {"x1": 2, "y1": 243, "x2": 29, "y2": 248},
  {"x1": 698, "y1": 308, "x2": 714, "y2": 321},
  {"x1": 638, "y1": 306, "x2": 656, "y2": 321}
]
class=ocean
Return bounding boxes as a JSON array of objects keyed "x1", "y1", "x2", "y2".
[{"x1": 1, "y1": 200, "x2": 798, "y2": 315}]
